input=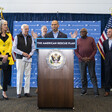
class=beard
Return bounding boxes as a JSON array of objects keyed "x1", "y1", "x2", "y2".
[{"x1": 52, "y1": 28, "x2": 58, "y2": 32}]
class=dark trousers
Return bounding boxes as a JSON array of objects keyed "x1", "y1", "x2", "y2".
[
  {"x1": 105, "y1": 65, "x2": 112, "y2": 92},
  {"x1": 2, "y1": 65, "x2": 11, "y2": 91},
  {"x1": 79, "y1": 60, "x2": 99, "y2": 94}
]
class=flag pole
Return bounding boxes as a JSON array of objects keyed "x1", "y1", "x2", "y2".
[
  {"x1": 0, "y1": 7, "x2": 4, "y2": 10},
  {"x1": 0, "y1": 7, "x2": 4, "y2": 20},
  {"x1": 0, "y1": 7, "x2": 10, "y2": 32},
  {"x1": 110, "y1": 8, "x2": 112, "y2": 16}
]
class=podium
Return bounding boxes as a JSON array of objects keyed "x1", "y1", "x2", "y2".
[{"x1": 38, "y1": 49, "x2": 74, "y2": 108}]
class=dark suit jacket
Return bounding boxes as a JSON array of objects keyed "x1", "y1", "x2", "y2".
[
  {"x1": 38, "y1": 35, "x2": 42, "y2": 38},
  {"x1": 103, "y1": 39, "x2": 112, "y2": 67},
  {"x1": 44, "y1": 31, "x2": 67, "y2": 38}
]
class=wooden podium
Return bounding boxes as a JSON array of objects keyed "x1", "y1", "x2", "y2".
[{"x1": 38, "y1": 49, "x2": 74, "y2": 108}]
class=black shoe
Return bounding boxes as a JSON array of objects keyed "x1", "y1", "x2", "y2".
[
  {"x1": 2, "y1": 95, "x2": 9, "y2": 100},
  {"x1": 17, "y1": 94, "x2": 21, "y2": 98},
  {"x1": 80, "y1": 91, "x2": 87, "y2": 96},
  {"x1": 94, "y1": 93, "x2": 99, "y2": 97},
  {"x1": 24, "y1": 93, "x2": 32, "y2": 97}
]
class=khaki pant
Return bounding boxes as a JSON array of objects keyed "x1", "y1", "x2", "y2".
[{"x1": 16, "y1": 59, "x2": 31, "y2": 94}]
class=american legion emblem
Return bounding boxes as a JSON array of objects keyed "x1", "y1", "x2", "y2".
[{"x1": 46, "y1": 50, "x2": 66, "y2": 69}]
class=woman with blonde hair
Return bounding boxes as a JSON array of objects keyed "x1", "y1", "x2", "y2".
[{"x1": 0, "y1": 19, "x2": 14, "y2": 100}]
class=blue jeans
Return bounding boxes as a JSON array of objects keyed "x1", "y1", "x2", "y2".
[{"x1": 79, "y1": 60, "x2": 99, "y2": 94}]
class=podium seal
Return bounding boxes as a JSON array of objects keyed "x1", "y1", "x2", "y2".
[{"x1": 46, "y1": 50, "x2": 66, "y2": 69}]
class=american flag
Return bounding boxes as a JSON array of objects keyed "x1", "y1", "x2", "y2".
[{"x1": 97, "y1": 15, "x2": 112, "y2": 59}]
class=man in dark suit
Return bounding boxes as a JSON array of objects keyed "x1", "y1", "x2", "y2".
[
  {"x1": 103, "y1": 27, "x2": 112, "y2": 97},
  {"x1": 44, "y1": 20, "x2": 67, "y2": 38}
]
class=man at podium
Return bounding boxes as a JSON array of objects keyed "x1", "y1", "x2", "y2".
[
  {"x1": 44, "y1": 20, "x2": 67, "y2": 38},
  {"x1": 32, "y1": 20, "x2": 77, "y2": 39}
]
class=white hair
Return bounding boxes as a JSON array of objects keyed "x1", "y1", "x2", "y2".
[
  {"x1": 21, "y1": 24, "x2": 29, "y2": 29},
  {"x1": 0, "y1": 19, "x2": 7, "y2": 33}
]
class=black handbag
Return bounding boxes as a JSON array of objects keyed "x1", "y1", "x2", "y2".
[
  {"x1": 0, "y1": 58, "x2": 3, "y2": 69},
  {"x1": 0, "y1": 58, "x2": 9, "y2": 70},
  {"x1": 2, "y1": 60, "x2": 9, "y2": 70}
]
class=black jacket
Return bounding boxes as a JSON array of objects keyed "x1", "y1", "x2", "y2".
[
  {"x1": 44, "y1": 31, "x2": 67, "y2": 38},
  {"x1": 103, "y1": 39, "x2": 112, "y2": 67},
  {"x1": 16, "y1": 32, "x2": 32, "y2": 59}
]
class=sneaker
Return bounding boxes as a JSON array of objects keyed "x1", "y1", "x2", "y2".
[{"x1": 80, "y1": 91, "x2": 87, "y2": 96}]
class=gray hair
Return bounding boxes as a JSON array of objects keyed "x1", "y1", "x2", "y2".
[
  {"x1": 0, "y1": 19, "x2": 7, "y2": 33},
  {"x1": 41, "y1": 25, "x2": 47, "y2": 30},
  {"x1": 21, "y1": 24, "x2": 29, "y2": 29}
]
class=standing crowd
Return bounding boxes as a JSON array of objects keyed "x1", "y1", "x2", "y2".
[{"x1": 0, "y1": 19, "x2": 112, "y2": 100}]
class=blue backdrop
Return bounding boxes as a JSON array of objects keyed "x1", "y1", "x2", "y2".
[{"x1": 12, "y1": 21, "x2": 101, "y2": 88}]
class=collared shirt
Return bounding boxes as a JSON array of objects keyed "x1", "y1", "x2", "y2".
[
  {"x1": 23, "y1": 35, "x2": 27, "y2": 45},
  {"x1": 41, "y1": 35, "x2": 45, "y2": 38},
  {"x1": 12, "y1": 34, "x2": 35, "y2": 56},
  {"x1": 53, "y1": 31, "x2": 59, "y2": 38},
  {"x1": 108, "y1": 38, "x2": 112, "y2": 50}
]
